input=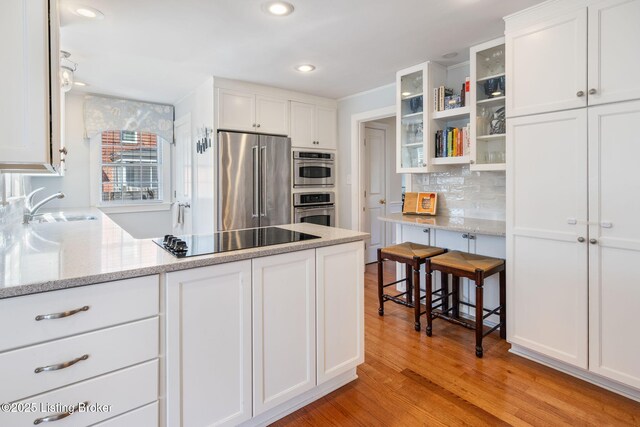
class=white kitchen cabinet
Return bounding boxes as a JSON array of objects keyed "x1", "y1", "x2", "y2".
[
  {"x1": 505, "y1": 8, "x2": 587, "y2": 117},
  {"x1": 217, "y1": 88, "x2": 289, "y2": 135},
  {"x1": 316, "y1": 241, "x2": 364, "y2": 384},
  {"x1": 252, "y1": 249, "x2": 316, "y2": 415},
  {"x1": 587, "y1": 100, "x2": 640, "y2": 389},
  {"x1": 587, "y1": 0, "x2": 640, "y2": 106},
  {"x1": 290, "y1": 101, "x2": 337, "y2": 149},
  {"x1": 165, "y1": 261, "x2": 252, "y2": 427},
  {"x1": 506, "y1": 0, "x2": 640, "y2": 117},
  {"x1": 507, "y1": 109, "x2": 589, "y2": 368},
  {"x1": 0, "y1": 0, "x2": 62, "y2": 172}
]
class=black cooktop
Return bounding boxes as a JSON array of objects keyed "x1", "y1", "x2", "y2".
[{"x1": 154, "y1": 226, "x2": 320, "y2": 258}]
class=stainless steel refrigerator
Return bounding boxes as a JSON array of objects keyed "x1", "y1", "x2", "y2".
[{"x1": 217, "y1": 131, "x2": 291, "y2": 231}]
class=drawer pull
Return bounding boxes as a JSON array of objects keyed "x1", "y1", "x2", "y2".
[
  {"x1": 33, "y1": 401, "x2": 89, "y2": 424},
  {"x1": 34, "y1": 354, "x2": 89, "y2": 374},
  {"x1": 35, "y1": 306, "x2": 89, "y2": 321}
]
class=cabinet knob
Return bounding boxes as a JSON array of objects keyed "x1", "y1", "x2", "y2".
[
  {"x1": 462, "y1": 233, "x2": 469, "y2": 239},
  {"x1": 589, "y1": 238, "x2": 598, "y2": 245},
  {"x1": 252, "y1": 123, "x2": 256, "y2": 127},
  {"x1": 470, "y1": 160, "x2": 475, "y2": 164},
  {"x1": 59, "y1": 147, "x2": 68, "y2": 155},
  {"x1": 256, "y1": 124, "x2": 261, "y2": 128},
  {"x1": 422, "y1": 163, "x2": 427, "y2": 167},
  {"x1": 589, "y1": 88, "x2": 597, "y2": 95},
  {"x1": 577, "y1": 236, "x2": 585, "y2": 243},
  {"x1": 576, "y1": 91, "x2": 585, "y2": 97},
  {"x1": 379, "y1": 199, "x2": 386, "y2": 205}
]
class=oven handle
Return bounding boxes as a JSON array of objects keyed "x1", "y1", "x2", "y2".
[
  {"x1": 295, "y1": 205, "x2": 335, "y2": 212},
  {"x1": 294, "y1": 161, "x2": 334, "y2": 166}
]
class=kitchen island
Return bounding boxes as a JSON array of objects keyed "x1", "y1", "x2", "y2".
[{"x1": 0, "y1": 211, "x2": 367, "y2": 426}]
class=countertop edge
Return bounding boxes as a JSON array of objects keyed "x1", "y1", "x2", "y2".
[{"x1": 379, "y1": 214, "x2": 506, "y2": 237}]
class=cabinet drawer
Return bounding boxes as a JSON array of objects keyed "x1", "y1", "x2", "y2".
[
  {"x1": 92, "y1": 402, "x2": 158, "y2": 426},
  {"x1": 0, "y1": 317, "x2": 158, "y2": 404},
  {"x1": 0, "y1": 275, "x2": 159, "y2": 352},
  {"x1": 0, "y1": 360, "x2": 158, "y2": 426}
]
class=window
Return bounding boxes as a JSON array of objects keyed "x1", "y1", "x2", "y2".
[{"x1": 100, "y1": 130, "x2": 163, "y2": 203}]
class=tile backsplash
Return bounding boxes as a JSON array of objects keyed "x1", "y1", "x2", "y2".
[{"x1": 411, "y1": 166, "x2": 505, "y2": 221}]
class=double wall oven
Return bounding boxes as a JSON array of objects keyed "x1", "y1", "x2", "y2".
[{"x1": 293, "y1": 150, "x2": 335, "y2": 227}]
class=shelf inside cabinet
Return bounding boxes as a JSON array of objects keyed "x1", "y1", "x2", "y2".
[
  {"x1": 476, "y1": 72, "x2": 506, "y2": 83},
  {"x1": 471, "y1": 162, "x2": 506, "y2": 171},
  {"x1": 401, "y1": 92, "x2": 423, "y2": 101},
  {"x1": 431, "y1": 155, "x2": 470, "y2": 165},
  {"x1": 477, "y1": 96, "x2": 505, "y2": 105},
  {"x1": 402, "y1": 112, "x2": 423, "y2": 119},
  {"x1": 432, "y1": 106, "x2": 470, "y2": 120},
  {"x1": 476, "y1": 133, "x2": 506, "y2": 140},
  {"x1": 402, "y1": 142, "x2": 424, "y2": 148}
]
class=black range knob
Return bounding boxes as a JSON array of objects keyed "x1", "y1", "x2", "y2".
[{"x1": 163, "y1": 234, "x2": 174, "y2": 244}]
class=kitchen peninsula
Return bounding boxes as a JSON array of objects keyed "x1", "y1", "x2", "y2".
[{"x1": 0, "y1": 211, "x2": 367, "y2": 426}]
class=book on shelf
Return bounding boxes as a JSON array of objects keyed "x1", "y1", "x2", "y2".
[
  {"x1": 434, "y1": 80, "x2": 469, "y2": 111},
  {"x1": 434, "y1": 123, "x2": 470, "y2": 158}
]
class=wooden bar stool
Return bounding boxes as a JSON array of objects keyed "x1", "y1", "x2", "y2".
[
  {"x1": 424, "y1": 251, "x2": 506, "y2": 358},
  {"x1": 377, "y1": 242, "x2": 446, "y2": 331}
]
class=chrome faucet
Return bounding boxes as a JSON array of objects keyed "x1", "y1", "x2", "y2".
[{"x1": 23, "y1": 187, "x2": 65, "y2": 224}]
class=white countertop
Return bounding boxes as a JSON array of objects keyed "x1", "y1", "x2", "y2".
[
  {"x1": 379, "y1": 213, "x2": 506, "y2": 236},
  {"x1": 0, "y1": 210, "x2": 368, "y2": 299}
]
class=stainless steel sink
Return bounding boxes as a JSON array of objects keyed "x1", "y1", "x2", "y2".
[{"x1": 35, "y1": 213, "x2": 98, "y2": 223}]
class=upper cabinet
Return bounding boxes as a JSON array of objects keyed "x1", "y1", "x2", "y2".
[
  {"x1": 470, "y1": 38, "x2": 506, "y2": 171},
  {"x1": 290, "y1": 101, "x2": 337, "y2": 149},
  {"x1": 0, "y1": 0, "x2": 63, "y2": 173},
  {"x1": 506, "y1": 0, "x2": 640, "y2": 117},
  {"x1": 217, "y1": 88, "x2": 289, "y2": 135}
]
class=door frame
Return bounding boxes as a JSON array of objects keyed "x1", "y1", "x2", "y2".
[
  {"x1": 172, "y1": 113, "x2": 192, "y2": 233},
  {"x1": 350, "y1": 106, "x2": 397, "y2": 232}
]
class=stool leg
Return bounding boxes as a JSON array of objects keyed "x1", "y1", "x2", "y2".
[
  {"x1": 440, "y1": 270, "x2": 449, "y2": 313},
  {"x1": 499, "y1": 268, "x2": 506, "y2": 339},
  {"x1": 452, "y1": 275, "x2": 460, "y2": 319},
  {"x1": 405, "y1": 263, "x2": 413, "y2": 306},
  {"x1": 377, "y1": 249, "x2": 384, "y2": 316},
  {"x1": 413, "y1": 264, "x2": 421, "y2": 331},
  {"x1": 425, "y1": 261, "x2": 433, "y2": 337},
  {"x1": 475, "y1": 269, "x2": 484, "y2": 358}
]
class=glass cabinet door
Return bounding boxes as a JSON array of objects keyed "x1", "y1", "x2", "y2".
[{"x1": 397, "y1": 67, "x2": 426, "y2": 171}]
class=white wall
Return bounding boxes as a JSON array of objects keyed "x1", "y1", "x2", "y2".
[
  {"x1": 337, "y1": 83, "x2": 396, "y2": 229},
  {"x1": 174, "y1": 77, "x2": 214, "y2": 235},
  {"x1": 31, "y1": 93, "x2": 173, "y2": 238}
]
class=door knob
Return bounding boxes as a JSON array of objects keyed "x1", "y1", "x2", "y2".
[
  {"x1": 589, "y1": 88, "x2": 597, "y2": 95},
  {"x1": 589, "y1": 238, "x2": 598, "y2": 244},
  {"x1": 379, "y1": 199, "x2": 386, "y2": 205},
  {"x1": 577, "y1": 237, "x2": 585, "y2": 242}
]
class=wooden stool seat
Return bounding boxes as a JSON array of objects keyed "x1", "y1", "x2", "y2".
[
  {"x1": 378, "y1": 242, "x2": 446, "y2": 331},
  {"x1": 425, "y1": 251, "x2": 506, "y2": 358},
  {"x1": 430, "y1": 251, "x2": 504, "y2": 274},
  {"x1": 381, "y1": 242, "x2": 446, "y2": 261}
]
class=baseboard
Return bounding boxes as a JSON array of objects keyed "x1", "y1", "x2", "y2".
[
  {"x1": 510, "y1": 344, "x2": 640, "y2": 402},
  {"x1": 238, "y1": 368, "x2": 358, "y2": 427}
]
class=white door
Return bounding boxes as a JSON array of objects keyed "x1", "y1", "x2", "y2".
[
  {"x1": 172, "y1": 115, "x2": 192, "y2": 235},
  {"x1": 0, "y1": 0, "x2": 50, "y2": 164},
  {"x1": 252, "y1": 250, "x2": 316, "y2": 415},
  {"x1": 588, "y1": 100, "x2": 640, "y2": 388},
  {"x1": 587, "y1": 0, "x2": 640, "y2": 106},
  {"x1": 255, "y1": 95, "x2": 288, "y2": 135},
  {"x1": 316, "y1": 106, "x2": 337, "y2": 149},
  {"x1": 316, "y1": 242, "x2": 364, "y2": 384},
  {"x1": 507, "y1": 109, "x2": 589, "y2": 368},
  {"x1": 506, "y1": 9, "x2": 587, "y2": 117},
  {"x1": 289, "y1": 101, "x2": 315, "y2": 148},
  {"x1": 165, "y1": 261, "x2": 252, "y2": 427},
  {"x1": 364, "y1": 126, "x2": 387, "y2": 263},
  {"x1": 217, "y1": 88, "x2": 255, "y2": 132}
]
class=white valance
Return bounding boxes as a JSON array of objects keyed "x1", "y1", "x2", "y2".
[{"x1": 83, "y1": 95, "x2": 174, "y2": 142}]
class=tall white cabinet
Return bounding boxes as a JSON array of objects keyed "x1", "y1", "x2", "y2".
[{"x1": 506, "y1": 0, "x2": 640, "y2": 397}]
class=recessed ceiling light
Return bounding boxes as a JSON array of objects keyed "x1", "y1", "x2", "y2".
[
  {"x1": 295, "y1": 64, "x2": 315, "y2": 73},
  {"x1": 263, "y1": 1, "x2": 294, "y2": 16},
  {"x1": 442, "y1": 52, "x2": 458, "y2": 59},
  {"x1": 70, "y1": 5, "x2": 105, "y2": 20},
  {"x1": 74, "y1": 81, "x2": 88, "y2": 87}
]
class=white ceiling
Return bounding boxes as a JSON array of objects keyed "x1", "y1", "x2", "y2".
[{"x1": 60, "y1": 0, "x2": 544, "y2": 104}]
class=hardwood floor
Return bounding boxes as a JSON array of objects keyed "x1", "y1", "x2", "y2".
[{"x1": 273, "y1": 263, "x2": 640, "y2": 426}]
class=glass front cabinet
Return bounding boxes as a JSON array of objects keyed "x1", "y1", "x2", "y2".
[
  {"x1": 470, "y1": 37, "x2": 506, "y2": 171},
  {"x1": 396, "y1": 63, "x2": 428, "y2": 173}
]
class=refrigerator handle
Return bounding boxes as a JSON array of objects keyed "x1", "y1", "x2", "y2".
[
  {"x1": 260, "y1": 146, "x2": 267, "y2": 217},
  {"x1": 252, "y1": 146, "x2": 259, "y2": 218}
]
